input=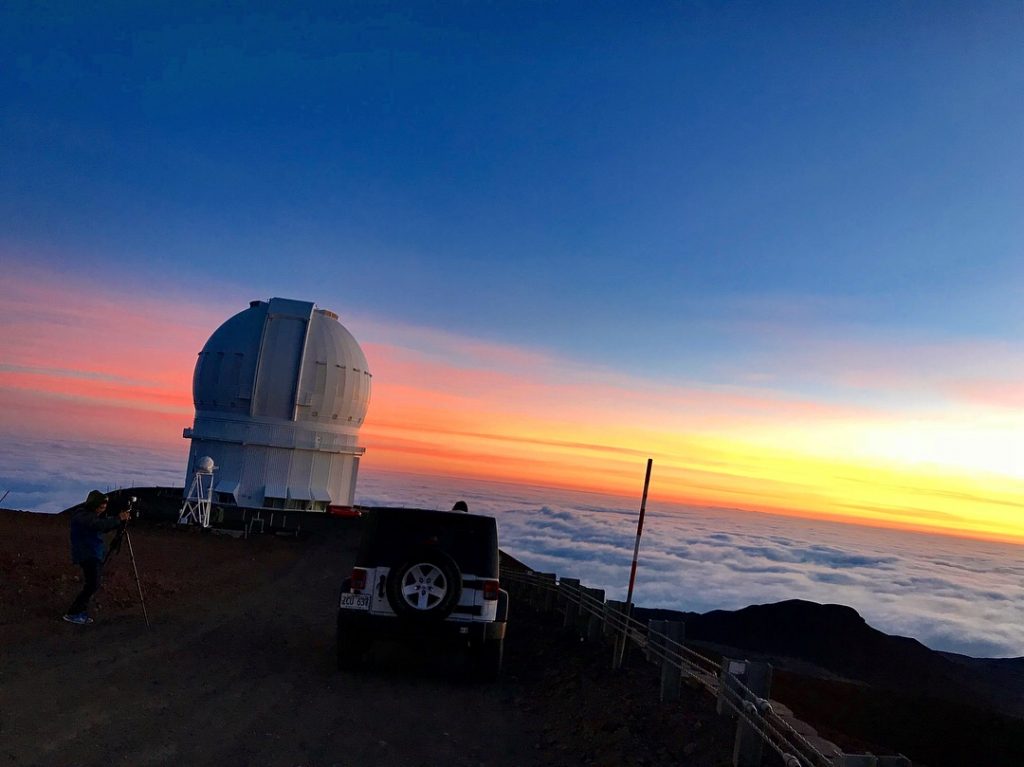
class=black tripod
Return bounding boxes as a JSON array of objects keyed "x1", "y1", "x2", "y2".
[{"x1": 105, "y1": 497, "x2": 151, "y2": 628}]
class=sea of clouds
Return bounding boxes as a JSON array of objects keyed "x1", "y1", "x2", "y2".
[
  {"x1": 0, "y1": 436, "x2": 186, "y2": 512},
  {"x1": 4, "y1": 439, "x2": 1021, "y2": 658},
  {"x1": 357, "y1": 470, "x2": 1024, "y2": 659}
]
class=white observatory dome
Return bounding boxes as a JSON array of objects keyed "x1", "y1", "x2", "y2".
[{"x1": 183, "y1": 298, "x2": 372, "y2": 514}]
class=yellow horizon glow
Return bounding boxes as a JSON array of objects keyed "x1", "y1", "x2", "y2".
[
  {"x1": 5, "y1": 359, "x2": 1024, "y2": 545},
  {"x1": 359, "y1": 415, "x2": 1024, "y2": 547}
]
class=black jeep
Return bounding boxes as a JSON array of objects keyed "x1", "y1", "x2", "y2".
[{"x1": 336, "y1": 507, "x2": 509, "y2": 680}]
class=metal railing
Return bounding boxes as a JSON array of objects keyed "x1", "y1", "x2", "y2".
[{"x1": 502, "y1": 568, "x2": 911, "y2": 767}]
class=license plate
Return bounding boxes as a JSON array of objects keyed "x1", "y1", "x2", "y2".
[{"x1": 339, "y1": 593, "x2": 371, "y2": 611}]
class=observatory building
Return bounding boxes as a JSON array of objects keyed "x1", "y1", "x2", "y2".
[{"x1": 183, "y1": 297, "x2": 372, "y2": 515}]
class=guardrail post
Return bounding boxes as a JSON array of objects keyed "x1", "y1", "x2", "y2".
[
  {"x1": 576, "y1": 587, "x2": 592, "y2": 636},
  {"x1": 646, "y1": 619, "x2": 666, "y2": 663},
  {"x1": 722, "y1": 659, "x2": 772, "y2": 767},
  {"x1": 560, "y1": 577, "x2": 581, "y2": 630},
  {"x1": 606, "y1": 600, "x2": 628, "y2": 669},
  {"x1": 525, "y1": 573, "x2": 540, "y2": 607},
  {"x1": 517, "y1": 573, "x2": 529, "y2": 604},
  {"x1": 717, "y1": 658, "x2": 745, "y2": 715},
  {"x1": 583, "y1": 588, "x2": 605, "y2": 641},
  {"x1": 535, "y1": 572, "x2": 557, "y2": 612},
  {"x1": 525, "y1": 572, "x2": 544, "y2": 607},
  {"x1": 604, "y1": 599, "x2": 625, "y2": 637},
  {"x1": 660, "y1": 621, "x2": 685, "y2": 702}
]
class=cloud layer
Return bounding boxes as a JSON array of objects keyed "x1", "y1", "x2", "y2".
[
  {"x1": 5, "y1": 444, "x2": 1020, "y2": 659},
  {"x1": 0, "y1": 436, "x2": 186, "y2": 513},
  {"x1": 359, "y1": 470, "x2": 1024, "y2": 658}
]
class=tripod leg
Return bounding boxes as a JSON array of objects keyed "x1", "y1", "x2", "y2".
[{"x1": 124, "y1": 531, "x2": 151, "y2": 629}]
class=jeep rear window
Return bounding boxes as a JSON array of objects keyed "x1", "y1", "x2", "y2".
[{"x1": 356, "y1": 509, "x2": 499, "y2": 577}]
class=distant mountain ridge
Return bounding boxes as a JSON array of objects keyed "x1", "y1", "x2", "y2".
[{"x1": 636, "y1": 599, "x2": 1024, "y2": 720}]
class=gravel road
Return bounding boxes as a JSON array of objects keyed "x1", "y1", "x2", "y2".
[
  {"x1": 3, "y1": 527, "x2": 543, "y2": 767},
  {"x1": 0, "y1": 515, "x2": 734, "y2": 767}
]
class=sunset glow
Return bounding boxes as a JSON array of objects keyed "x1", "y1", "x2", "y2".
[{"x1": 3, "y1": 266, "x2": 1022, "y2": 545}]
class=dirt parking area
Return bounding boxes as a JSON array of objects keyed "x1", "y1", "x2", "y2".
[{"x1": 0, "y1": 511, "x2": 734, "y2": 767}]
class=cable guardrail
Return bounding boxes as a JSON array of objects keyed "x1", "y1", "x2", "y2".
[
  {"x1": 501, "y1": 567, "x2": 838, "y2": 767},
  {"x1": 553, "y1": 574, "x2": 726, "y2": 675}
]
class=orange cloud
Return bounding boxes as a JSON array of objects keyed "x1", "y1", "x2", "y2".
[
  {"x1": 0, "y1": 263, "x2": 220, "y2": 447},
  {"x1": 0, "y1": 386, "x2": 186, "y2": 447}
]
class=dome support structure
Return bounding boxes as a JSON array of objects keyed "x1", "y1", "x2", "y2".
[{"x1": 178, "y1": 457, "x2": 216, "y2": 528}]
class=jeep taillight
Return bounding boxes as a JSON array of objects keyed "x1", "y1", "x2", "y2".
[
  {"x1": 483, "y1": 580, "x2": 500, "y2": 601},
  {"x1": 350, "y1": 567, "x2": 368, "y2": 592}
]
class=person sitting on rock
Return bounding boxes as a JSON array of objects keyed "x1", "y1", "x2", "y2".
[
  {"x1": 63, "y1": 490, "x2": 129, "y2": 625},
  {"x1": 452, "y1": 500, "x2": 469, "y2": 512}
]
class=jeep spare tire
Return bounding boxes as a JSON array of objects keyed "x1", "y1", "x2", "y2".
[{"x1": 386, "y1": 549, "x2": 462, "y2": 620}]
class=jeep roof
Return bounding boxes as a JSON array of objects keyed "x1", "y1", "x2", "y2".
[{"x1": 355, "y1": 507, "x2": 499, "y2": 578}]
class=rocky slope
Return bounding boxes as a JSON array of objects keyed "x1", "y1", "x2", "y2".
[{"x1": 636, "y1": 601, "x2": 1024, "y2": 766}]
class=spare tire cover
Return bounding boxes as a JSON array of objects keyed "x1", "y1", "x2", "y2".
[{"x1": 386, "y1": 548, "x2": 462, "y2": 620}]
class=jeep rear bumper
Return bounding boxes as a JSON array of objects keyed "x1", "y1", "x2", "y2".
[{"x1": 337, "y1": 610, "x2": 506, "y2": 642}]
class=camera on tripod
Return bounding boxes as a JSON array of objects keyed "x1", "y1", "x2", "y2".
[
  {"x1": 104, "y1": 494, "x2": 151, "y2": 628},
  {"x1": 110, "y1": 494, "x2": 141, "y2": 520}
]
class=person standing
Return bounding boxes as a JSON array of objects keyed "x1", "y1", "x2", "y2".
[{"x1": 63, "y1": 491, "x2": 129, "y2": 625}]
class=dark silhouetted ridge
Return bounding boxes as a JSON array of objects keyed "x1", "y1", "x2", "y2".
[{"x1": 637, "y1": 599, "x2": 1024, "y2": 719}]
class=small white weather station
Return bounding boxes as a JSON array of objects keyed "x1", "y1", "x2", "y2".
[{"x1": 178, "y1": 455, "x2": 216, "y2": 528}]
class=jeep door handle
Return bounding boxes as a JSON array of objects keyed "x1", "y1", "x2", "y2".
[{"x1": 377, "y1": 574, "x2": 386, "y2": 598}]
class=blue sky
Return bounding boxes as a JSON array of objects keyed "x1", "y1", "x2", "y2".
[{"x1": 4, "y1": 2, "x2": 1022, "y2": 369}]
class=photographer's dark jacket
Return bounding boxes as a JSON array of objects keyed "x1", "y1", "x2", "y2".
[{"x1": 69, "y1": 507, "x2": 121, "y2": 564}]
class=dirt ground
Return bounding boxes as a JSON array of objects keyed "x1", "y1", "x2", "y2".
[{"x1": 0, "y1": 511, "x2": 736, "y2": 767}]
